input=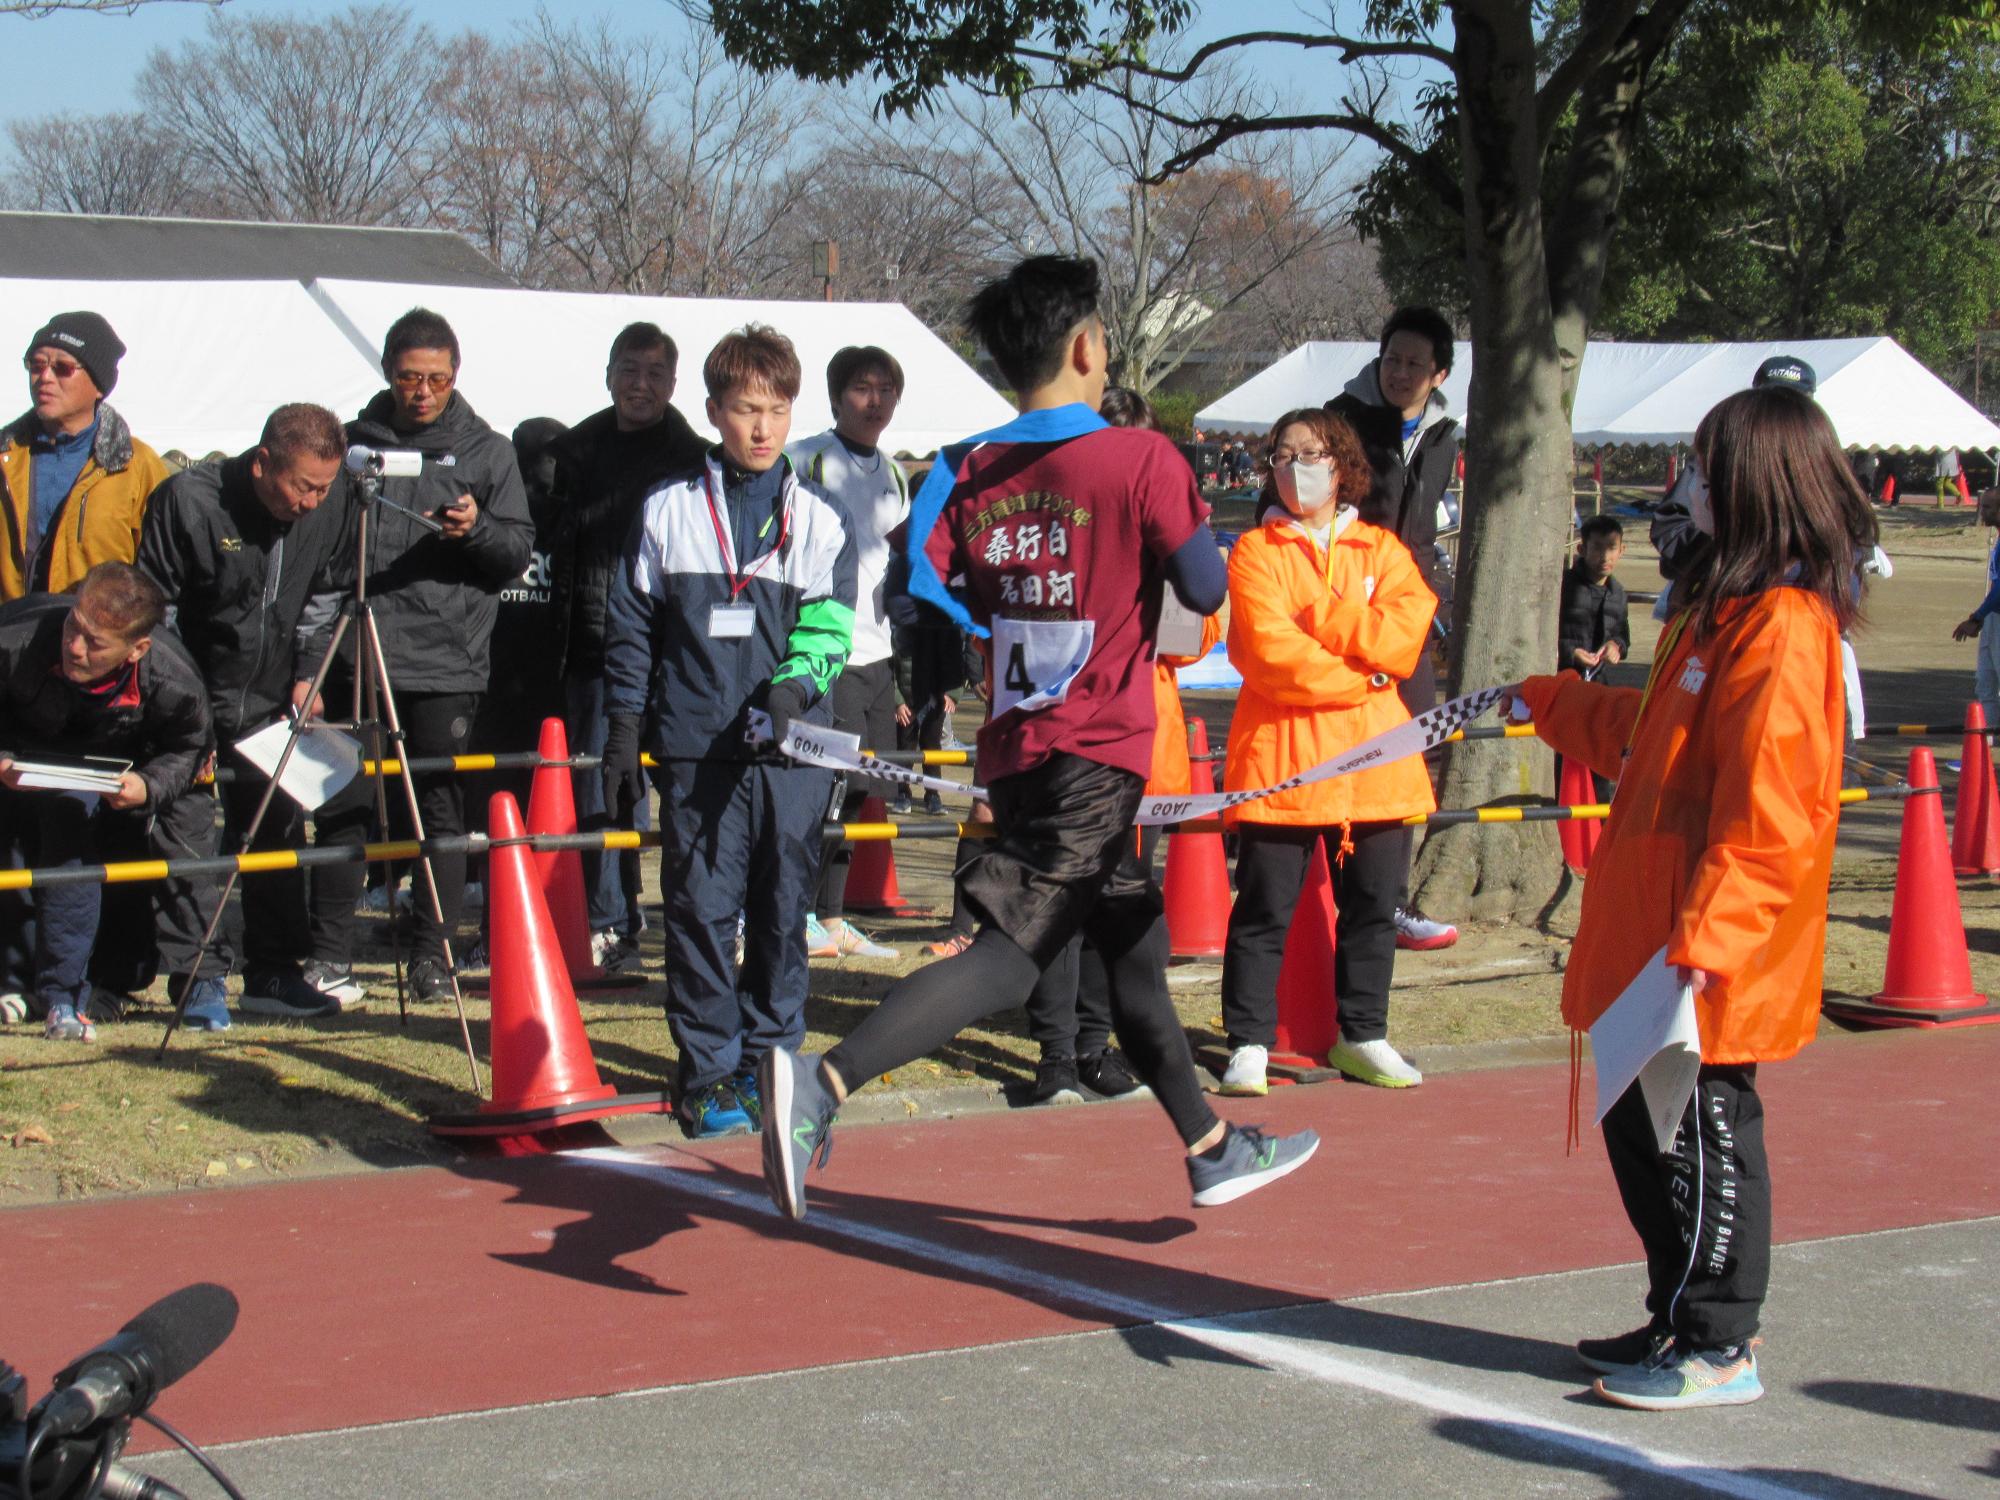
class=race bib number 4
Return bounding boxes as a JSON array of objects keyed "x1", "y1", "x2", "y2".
[{"x1": 991, "y1": 617, "x2": 1095, "y2": 718}]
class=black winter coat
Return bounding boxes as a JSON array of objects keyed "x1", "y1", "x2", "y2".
[
  {"x1": 0, "y1": 595, "x2": 211, "y2": 807},
  {"x1": 344, "y1": 390, "x2": 532, "y2": 693},
  {"x1": 547, "y1": 405, "x2": 708, "y2": 680},
  {"x1": 135, "y1": 452, "x2": 355, "y2": 738},
  {"x1": 1326, "y1": 382, "x2": 1459, "y2": 596},
  {"x1": 1556, "y1": 563, "x2": 1631, "y2": 673}
]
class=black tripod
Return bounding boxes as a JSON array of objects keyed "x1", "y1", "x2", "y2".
[{"x1": 156, "y1": 461, "x2": 482, "y2": 1092}]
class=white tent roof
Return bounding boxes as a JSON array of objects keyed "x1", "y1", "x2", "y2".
[
  {"x1": 1200, "y1": 336, "x2": 2000, "y2": 452},
  {"x1": 307, "y1": 279, "x2": 1013, "y2": 455},
  {"x1": 1, "y1": 278, "x2": 382, "y2": 456}
]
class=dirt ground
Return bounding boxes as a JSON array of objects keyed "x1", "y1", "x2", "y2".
[{"x1": 3, "y1": 497, "x2": 1997, "y2": 1200}]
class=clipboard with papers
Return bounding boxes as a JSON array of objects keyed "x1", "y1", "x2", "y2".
[{"x1": 3, "y1": 752, "x2": 132, "y2": 795}]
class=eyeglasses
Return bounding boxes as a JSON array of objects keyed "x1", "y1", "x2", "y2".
[
  {"x1": 1270, "y1": 447, "x2": 1332, "y2": 466},
  {"x1": 392, "y1": 370, "x2": 455, "y2": 393},
  {"x1": 24, "y1": 356, "x2": 84, "y2": 381}
]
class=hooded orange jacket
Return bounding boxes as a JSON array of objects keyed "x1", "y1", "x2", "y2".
[
  {"x1": 1224, "y1": 510, "x2": 1437, "y2": 827},
  {"x1": 1517, "y1": 588, "x2": 1843, "y2": 1064},
  {"x1": 1147, "y1": 611, "x2": 1225, "y2": 797}
]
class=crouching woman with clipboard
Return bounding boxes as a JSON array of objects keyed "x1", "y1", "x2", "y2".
[{"x1": 1505, "y1": 386, "x2": 1876, "y2": 1411}]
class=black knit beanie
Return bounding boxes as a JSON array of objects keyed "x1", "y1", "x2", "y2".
[{"x1": 25, "y1": 311, "x2": 125, "y2": 396}]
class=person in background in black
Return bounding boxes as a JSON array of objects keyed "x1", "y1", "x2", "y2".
[
  {"x1": 1325, "y1": 305, "x2": 1461, "y2": 952},
  {"x1": 136, "y1": 403, "x2": 356, "y2": 1024},
  {"x1": 548, "y1": 324, "x2": 708, "y2": 973},
  {"x1": 1558, "y1": 515, "x2": 1630, "y2": 680}
]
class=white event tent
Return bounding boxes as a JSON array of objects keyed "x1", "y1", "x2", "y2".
[
  {"x1": 1200, "y1": 336, "x2": 2000, "y2": 453},
  {"x1": 1, "y1": 276, "x2": 1011, "y2": 457}
]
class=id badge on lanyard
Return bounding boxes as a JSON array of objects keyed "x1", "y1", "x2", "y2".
[{"x1": 703, "y1": 470, "x2": 788, "y2": 636}]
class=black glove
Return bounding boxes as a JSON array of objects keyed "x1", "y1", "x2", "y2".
[
  {"x1": 602, "y1": 713, "x2": 645, "y2": 825},
  {"x1": 748, "y1": 678, "x2": 810, "y2": 758}
]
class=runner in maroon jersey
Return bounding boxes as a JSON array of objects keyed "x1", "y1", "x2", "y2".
[{"x1": 760, "y1": 256, "x2": 1319, "y2": 1222}]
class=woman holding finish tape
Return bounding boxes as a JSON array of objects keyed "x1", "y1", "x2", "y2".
[
  {"x1": 1217, "y1": 408, "x2": 1438, "y2": 1096},
  {"x1": 1506, "y1": 385, "x2": 1875, "y2": 1410}
]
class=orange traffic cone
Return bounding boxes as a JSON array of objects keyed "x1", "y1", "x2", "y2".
[
  {"x1": 1163, "y1": 718, "x2": 1230, "y2": 957},
  {"x1": 525, "y1": 717, "x2": 604, "y2": 982},
  {"x1": 1951, "y1": 703, "x2": 2000, "y2": 876},
  {"x1": 844, "y1": 794, "x2": 927, "y2": 916},
  {"x1": 1825, "y1": 747, "x2": 1999, "y2": 1029},
  {"x1": 431, "y1": 793, "x2": 669, "y2": 1137},
  {"x1": 1557, "y1": 755, "x2": 1603, "y2": 874},
  {"x1": 1271, "y1": 841, "x2": 1339, "y2": 1067}
]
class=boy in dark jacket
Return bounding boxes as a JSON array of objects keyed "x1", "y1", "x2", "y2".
[{"x1": 1558, "y1": 515, "x2": 1630, "y2": 677}]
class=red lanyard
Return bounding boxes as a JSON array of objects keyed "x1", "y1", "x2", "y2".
[{"x1": 703, "y1": 469, "x2": 790, "y2": 600}]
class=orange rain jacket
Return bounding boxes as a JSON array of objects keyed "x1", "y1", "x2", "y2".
[
  {"x1": 1147, "y1": 611, "x2": 1225, "y2": 797},
  {"x1": 1517, "y1": 588, "x2": 1844, "y2": 1064},
  {"x1": 1224, "y1": 510, "x2": 1437, "y2": 828}
]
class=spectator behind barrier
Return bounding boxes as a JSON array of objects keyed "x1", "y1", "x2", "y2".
[
  {"x1": 135, "y1": 403, "x2": 356, "y2": 1026},
  {"x1": 546, "y1": 323, "x2": 708, "y2": 973},
  {"x1": 2, "y1": 312, "x2": 171, "y2": 601},
  {"x1": 1558, "y1": 514, "x2": 1630, "y2": 678},
  {"x1": 0, "y1": 563, "x2": 211, "y2": 1040}
]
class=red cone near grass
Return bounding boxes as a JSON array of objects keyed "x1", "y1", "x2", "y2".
[
  {"x1": 1950, "y1": 702, "x2": 2000, "y2": 876},
  {"x1": 844, "y1": 794, "x2": 926, "y2": 916},
  {"x1": 1824, "y1": 747, "x2": 2000, "y2": 1029},
  {"x1": 1557, "y1": 754, "x2": 1603, "y2": 874},
  {"x1": 526, "y1": 717, "x2": 603, "y2": 981},
  {"x1": 1163, "y1": 718, "x2": 1229, "y2": 957},
  {"x1": 1271, "y1": 841, "x2": 1339, "y2": 1066},
  {"x1": 430, "y1": 793, "x2": 669, "y2": 1137}
]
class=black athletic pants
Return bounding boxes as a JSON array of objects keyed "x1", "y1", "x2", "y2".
[
  {"x1": 825, "y1": 753, "x2": 1217, "y2": 1147},
  {"x1": 219, "y1": 770, "x2": 309, "y2": 975},
  {"x1": 1602, "y1": 1064, "x2": 1771, "y2": 1351},
  {"x1": 309, "y1": 690, "x2": 478, "y2": 966},
  {"x1": 1221, "y1": 819, "x2": 1405, "y2": 1048},
  {"x1": 1025, "y1": 823, "x2": 1166, "y2": 1060}
]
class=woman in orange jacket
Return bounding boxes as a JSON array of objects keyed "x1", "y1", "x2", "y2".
[
  {"x1": 1508, "y1": 386, "x2": 1876, "y2": 1411},
  {"x1": 1218, "y1": 408, "x2": 1437, "y2": 1095}
]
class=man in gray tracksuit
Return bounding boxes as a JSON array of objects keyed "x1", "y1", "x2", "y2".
[{"x1": 601, "y1": 325, "x2": 856, "y2": 1139}]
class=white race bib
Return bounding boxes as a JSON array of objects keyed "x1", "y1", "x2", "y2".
[{"x1": 990, "y1": 617, "x2": 1095, "y2": 718}]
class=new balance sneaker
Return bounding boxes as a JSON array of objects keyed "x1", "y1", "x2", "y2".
[
  {"x1": 824, "y1": 919, "x2": 897, "y2": 959},
  {"x1": 299, "y1": 960, "x2": 365, "y2": 1009},
  {"x1": 240, "y1": 966, "x2": 339, "y2": 1021},
  {"x1": 1329, "y1": 1037, "x2": 1423, "y2": 1087},
  {"x1": 732, "y1": 1068, "x2": 765, "y2": 1130},
  {"x1": 0, "y1": 992, "x2": 26, "y2": 1025},
  {"x1": 1218, "y1": 1044, "x2": 1269, "y2": 1097},
  {"x1": 677, "y1": 1079, "x2": 754, "y2": 1140},
  {"x1": 1394, "y1": 907, "x2": 1458, "y2": 951},
  {"x1": 43, "y1": 1002, "x2": 93, "y2": 1042},
  {"x1": 1188, "y1": 1123, "x2": 1320, "y2": 1207},
  {"x1": 1577, "y1": 1324, "x2": 1674, "y2": 1376},
  {"x1": 804, "y1": 913, "x2": 839, "y2": 958},
  {"x1": 1593, "y1": 1343, "x2": 1763, "y2": 1410},
  {"x1": 176, "y1": 975, "x2": 232, "y2": 1033},
  {"x1": 1078, "y1": 1049, "x2": 1151, "y2": 1100},
  {"x1": 759, "y1": 1048, "x2": 838, "y2": 1220},
  {"x1": 409, "y1": 957, "x2": 453, "y2": 1004},
  {"x1": 1029, "y1": 1057, "x2": 1085, "y2": 1106}
]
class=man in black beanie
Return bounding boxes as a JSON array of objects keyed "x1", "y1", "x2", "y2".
[{"x1": 1, "y1": 311, "x2": 170, "y2": 603}]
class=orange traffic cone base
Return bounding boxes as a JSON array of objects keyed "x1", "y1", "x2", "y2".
[
  {"x1": 1823, "y1": 995, "x2": 2000, "y2": 1030},
  {"x1": 431, "y1": 1090, "x2": 670, "y2": 1137}
]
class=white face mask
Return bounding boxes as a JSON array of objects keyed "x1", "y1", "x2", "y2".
[
  {"x1": 1687, "y1": 464, "x2": 1715, "y2": 536},
  {"x1": 1274, "y1": 460, "x2": 1335, "y2": 518}
]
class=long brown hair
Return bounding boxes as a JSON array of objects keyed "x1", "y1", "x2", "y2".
[{"x1": 1675, "y1": 387, "x2": 1878, "y2": 640}]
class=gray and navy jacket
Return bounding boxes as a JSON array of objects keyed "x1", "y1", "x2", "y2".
[{"x1": 603, "y1": 450, "x2": 857, "y2": 761}]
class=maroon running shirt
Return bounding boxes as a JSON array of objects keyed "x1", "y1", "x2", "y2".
[{"x1": 924, "y1": 424, "x2": 1209, "y2": 782}]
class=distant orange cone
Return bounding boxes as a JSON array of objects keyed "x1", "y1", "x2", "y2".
[
  {"x1": 845, "y1": 794, "x2": 927, "y2": 916},
  {"x1": 1271, "y1": 842, "x2": 1339, "y2": 1067},
  {"x1": 525, "y1": 717, "x2": 602, "y2": 981},
  {"x1": 431, "y1": 793, "x2": 669, "y2": 1137},
  {"x1": 1163, "y1": 718, "x2": 1230, "y2": 957},
  {"x1": 1951, "y1": 703, "x2": 2000, "y2": 876},
  {"x1": 1557, "y1": 755, "x2": 1603, "y2": 874},
  {"x1": 1825, "y1": 747, "x2": 2000, "y2": 1029}
]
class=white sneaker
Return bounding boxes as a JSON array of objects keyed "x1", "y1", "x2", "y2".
[
  {"x1": 0, "y1": 992, "x2": 26, "y2": 1024},
  {"x1": 1328, "y1": 1037, "x2": 1423, "y2": 1087},
  {"x1": 1219, "y1": 1044, "x2": 1269, "y2": 1097},
  {"x1": 826, "y1": 919, "x2": 897, "y2": 959},
  {"x1": 1394, "y1": 908, "x2": 1458, "y2": 951}
]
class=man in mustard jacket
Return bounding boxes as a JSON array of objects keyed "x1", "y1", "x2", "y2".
[{"x1": 0, "y1": 313, "x2": 169, "y2": 602}]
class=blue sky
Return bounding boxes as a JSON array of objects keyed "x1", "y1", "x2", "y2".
[{"x1": 0, "y1": 0, "x2": 1445, "y2": 133}]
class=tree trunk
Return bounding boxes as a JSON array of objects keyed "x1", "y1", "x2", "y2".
[{"x1": 1410, "y1": 0, "x2": 1575, "y2": 922}]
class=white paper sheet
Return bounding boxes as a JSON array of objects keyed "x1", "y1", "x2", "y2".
[
  {"x1": 1590, "y1": 945, "x2": 1702, "y2": 1154},
  {"x1": 233, "y1": 719, "x2": 362, "y2": 811}
]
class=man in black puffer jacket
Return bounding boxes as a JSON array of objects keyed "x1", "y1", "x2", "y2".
[
  {"x1": 311, "y1": 308, "x2": 532, "y2": 1005},
  {"x1": 547, "y1": 322, "x2": 707, "y2": 967}
]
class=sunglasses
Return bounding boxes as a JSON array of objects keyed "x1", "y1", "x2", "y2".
[
  {"x1": 391, "y1": 370, "x2": 455, "y2": 393},
  {"x1": 24, "y1": 356, "x2": 85, "y2": 381}
]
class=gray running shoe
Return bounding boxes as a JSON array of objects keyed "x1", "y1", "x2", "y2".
[
  {"x1": 759, "y1": 1048, "x2": 838, "y2": 1221},
  {"x1": 1187, "y1": 1123, "x2": 1320, "y2": 1207}
]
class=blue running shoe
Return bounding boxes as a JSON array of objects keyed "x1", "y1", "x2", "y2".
[
  {"x1": 43, "y1": 1002, "x2": 93, "y2": 1042},
  {"x1": 732, "y1": 1067, "x2": 764, "y2": 1129},
  {"x1": 1577, "y1": 1324, "x2": 1673, "y2": 1376},
  {"x1": 759, "y1": 1048, "x2": 838, "y2": 1220},
  {"x1": 179, "y1": 975, "x2": 231, "y2": 1033},
  {"x1": 677, "y1": 1080, "x2": 753, "y2": 1140},
  {"x1": 1187, "y1": 1123, "x2": 1319, "y2": 1207},
  {"x1": 1593, "y1": 1343, "x2": 1763, "y2": 1410}
]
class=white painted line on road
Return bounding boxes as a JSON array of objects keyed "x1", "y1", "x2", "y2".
[{"x1": 571, "y1": 1145, "x2": 1820, "y2": 1500}]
